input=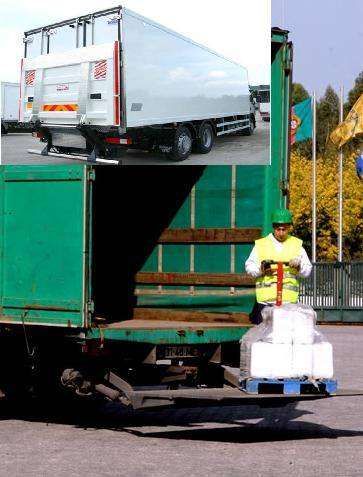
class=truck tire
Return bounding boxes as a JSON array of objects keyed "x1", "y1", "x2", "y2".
[
  {"x1": 194, "y1": 123, "x2": 215, "y2": 154},
  {"x1": 169, "y1": 126, "x2": 193, "y2": 161},
  {"x1": 1, "y1": 122, "x2": 8, "y2": 135}
]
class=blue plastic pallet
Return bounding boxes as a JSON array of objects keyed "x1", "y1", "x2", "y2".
[{"x1": 240, "y1": 378, "x2": 338, "y2": 395}]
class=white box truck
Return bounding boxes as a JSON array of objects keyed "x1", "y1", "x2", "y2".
[
  {"x1": 1, "y1": 82, "x2": 20, "y2": 134},
  {"x1": 20, "y1": 6, "x2": 256, "y2": 161}
]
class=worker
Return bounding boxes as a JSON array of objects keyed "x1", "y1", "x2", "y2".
[{"x1": 245, "y1": 208, "x2": 312, "y2": 324}]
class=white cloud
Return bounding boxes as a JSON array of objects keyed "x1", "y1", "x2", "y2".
[
  {"x1": 169, "y1": 67, "x2": 192, "y2": 81},
  {"x1": 209, "y1": 71, "x2": 228, "y2": 79}
]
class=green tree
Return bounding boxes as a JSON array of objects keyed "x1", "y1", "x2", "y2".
[
  {"x1": 290, "y1": 149, "x2": 363, "y2": 261},
  {"x1": 316, "y1": 86, "x2": 339, "y2": 155},
  {"x1": 291, "y1": 83, "x2": 310, "y2": 106},
  {"x1": 346, "y1": 71, "x2": 363, "y2": 110},
  {"x1": 343, "y1": 71, "x2": 363, "y2": 152}
]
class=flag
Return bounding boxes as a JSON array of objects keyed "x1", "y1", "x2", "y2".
[
  {"x1": 290, "y1": 98, "x2": 312, "y2": 145},
  {"x1": 330, "y1": 94, "x2": 363, "y2": 148}
]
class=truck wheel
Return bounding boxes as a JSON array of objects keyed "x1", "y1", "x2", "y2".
[
  {"x1": 194, "y1": 123, "x2": 215, "y2": 154},
  {"x1": 169, "y1": 126, "x2": 193, "y2": 161},
  {"x1": 1, "y1": 123, "x2": 8, "y2": 135}
]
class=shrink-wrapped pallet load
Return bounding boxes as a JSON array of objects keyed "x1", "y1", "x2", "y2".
[
  {"x1": 312, "y1": 342, "x2": 334, "y2": 379},
  {"x1": 240, "y1": 304, "x2": 334, "y2": 380},
  {"x1": 250, "y1": 342, "x2": 293, "y2": 379}
]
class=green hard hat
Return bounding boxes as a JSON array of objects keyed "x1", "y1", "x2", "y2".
[{"x1": 271, "y1": 208, "x2": 293, "y2": 224}]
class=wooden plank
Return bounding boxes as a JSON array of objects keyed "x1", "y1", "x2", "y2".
[
  {"x1": 158, "y1": 227, "x2": 261, "y2": 244},
  {"x1": 135, "y1": 272, "x2": 255, "y2": 287},
  {"x1": 132, "y1": 308, "x2": 250, "y2": 324}
]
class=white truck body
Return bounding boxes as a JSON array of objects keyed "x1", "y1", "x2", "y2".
[
  {"x1": 21, "y1": 8, "x2": 249, "y2": 129},
  {"x1": 1, "y1": 82, "x2": 19, "y2": 122},
  {"x1": 20, "y1": 6, "x2": 254, "y2": 160},
  {"x1": 122, "y1": 10, "x2": 249, "y2": 128}
]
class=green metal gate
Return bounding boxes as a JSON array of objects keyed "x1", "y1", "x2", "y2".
[{"x1": 299, "y1": 262, "x2": 363, "y2": 323}]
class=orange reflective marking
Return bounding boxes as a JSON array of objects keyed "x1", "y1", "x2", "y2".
[{"x1": 42, "y1": 104, "x2": 78, "y2": 112}]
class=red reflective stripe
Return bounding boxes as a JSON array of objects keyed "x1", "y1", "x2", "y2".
[
  {"x1": 113, "y1": 40, "x2": 120, "y2": 126},
  {"x1": 105, "y1": 137, "x2": 132, "y2": 145},
  {"x1": 106, "y1": 137, "x2": 120, "y2": 144},
  {"x1": 94, "y1": 60, "x2": 107, "y2": 80}
]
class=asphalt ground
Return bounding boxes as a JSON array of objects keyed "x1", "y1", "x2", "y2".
[
  {"x1": 0, "y1": 116, "x2": 269, "y2": 166},
  {"x1": 0, "y1": 325, "x2": 362, "y2": 476}
]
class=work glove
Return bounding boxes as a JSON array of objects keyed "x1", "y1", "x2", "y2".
[
  {"x1": 289, "y1": 257, "x2": 301, "y2": 273},
  {"x1": 261, "y1": 260, "x2": 273, "y2": 276}
]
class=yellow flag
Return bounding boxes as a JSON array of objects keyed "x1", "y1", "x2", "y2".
[{"x1": 330, "y1": 94, "x2": 363, "y2": 148}]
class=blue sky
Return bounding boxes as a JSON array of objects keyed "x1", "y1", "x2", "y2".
[
  {"x1": 272, "y1": 0, "x2": 363, "y2": 99},
  {"x1": 0, "y1": 0, "x2": 270, "y2": 85}
]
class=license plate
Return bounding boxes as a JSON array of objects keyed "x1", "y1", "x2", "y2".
[{"x1": 161, "y1": 346, "x2": 199, "y2": 359}]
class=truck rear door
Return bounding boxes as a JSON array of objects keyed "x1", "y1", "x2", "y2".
[
  {"x1": 0, "y1": 165, "x2": 93, "y2": 328},
  {"x1": 20, "y1": 9, "x2": 121, "y2": 128}
]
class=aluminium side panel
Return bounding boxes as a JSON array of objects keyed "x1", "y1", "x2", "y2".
[{"x1": 122, "y1": 8, "x2": 250, "y2": 128}]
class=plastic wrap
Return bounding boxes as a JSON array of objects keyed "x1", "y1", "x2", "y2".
[
  {"x1": 250, "y1": 342, "x2": 293, "y2": 378},
  {"x1": 312, "y1": 342, "x2": 334, "y2": 379},
  {"x1": 240, "y1": 303, "x2": 334, "y2": 380},
  {"x1": 261, "y1": 303, "x2": 316, "y2": 344}
]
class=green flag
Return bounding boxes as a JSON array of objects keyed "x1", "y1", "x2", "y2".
[{"x1": 291, "y1": 98, "x2": 312, "y2": 144}]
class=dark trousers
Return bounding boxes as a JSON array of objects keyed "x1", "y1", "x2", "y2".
[{"x1": 249, "y1": 301, "x2": 268, "y2": 325}]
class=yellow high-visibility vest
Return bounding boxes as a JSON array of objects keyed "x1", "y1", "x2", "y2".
[{"x1": 255, "y1": 235, "x2": 302, "y2": 303}]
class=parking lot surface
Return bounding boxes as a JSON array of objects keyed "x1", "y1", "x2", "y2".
[
  {"x1": 0, "y1": 326, "x2": 362, "y2": 476},
  {"x1": 1, "y1": 117, "x2": 269, "y2": 166}
]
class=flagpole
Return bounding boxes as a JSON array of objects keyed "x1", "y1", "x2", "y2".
[
  {"x1": 312, "y1": 91, "x2": 317, "y2": 263},
  {"x1": 338, "y1": 86, "x2": 344, "y2": 262},
  {"x1": 312, "y1": 92, "x2": 317, "y2": 306}
]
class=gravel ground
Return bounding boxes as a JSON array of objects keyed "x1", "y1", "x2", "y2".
[
  {"x1": 0, "y1": 116, "x2": 269, "y2": 166},
  {"x1": 0, "y1": 325, "x2": 362, "y2": 477}
]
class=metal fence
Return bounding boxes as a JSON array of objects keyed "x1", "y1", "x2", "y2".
[{"x1": 299, "y1": 262, "x2": 363, "y2": 311}]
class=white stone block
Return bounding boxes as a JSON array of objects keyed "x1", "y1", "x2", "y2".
[
  {"x1": 250, "y1": 342, "x2": 293, "y2": 379},
  {"x1": 312, "y1": 342, "x2": 334, "y2": 379},
  {"x1": 292, "y1": 344, "x2": 313, "y2": 377}
]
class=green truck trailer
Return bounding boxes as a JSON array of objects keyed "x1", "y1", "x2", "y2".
[{"x1": 0, "y1": 29, "x2": 327, "y2": 408}]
